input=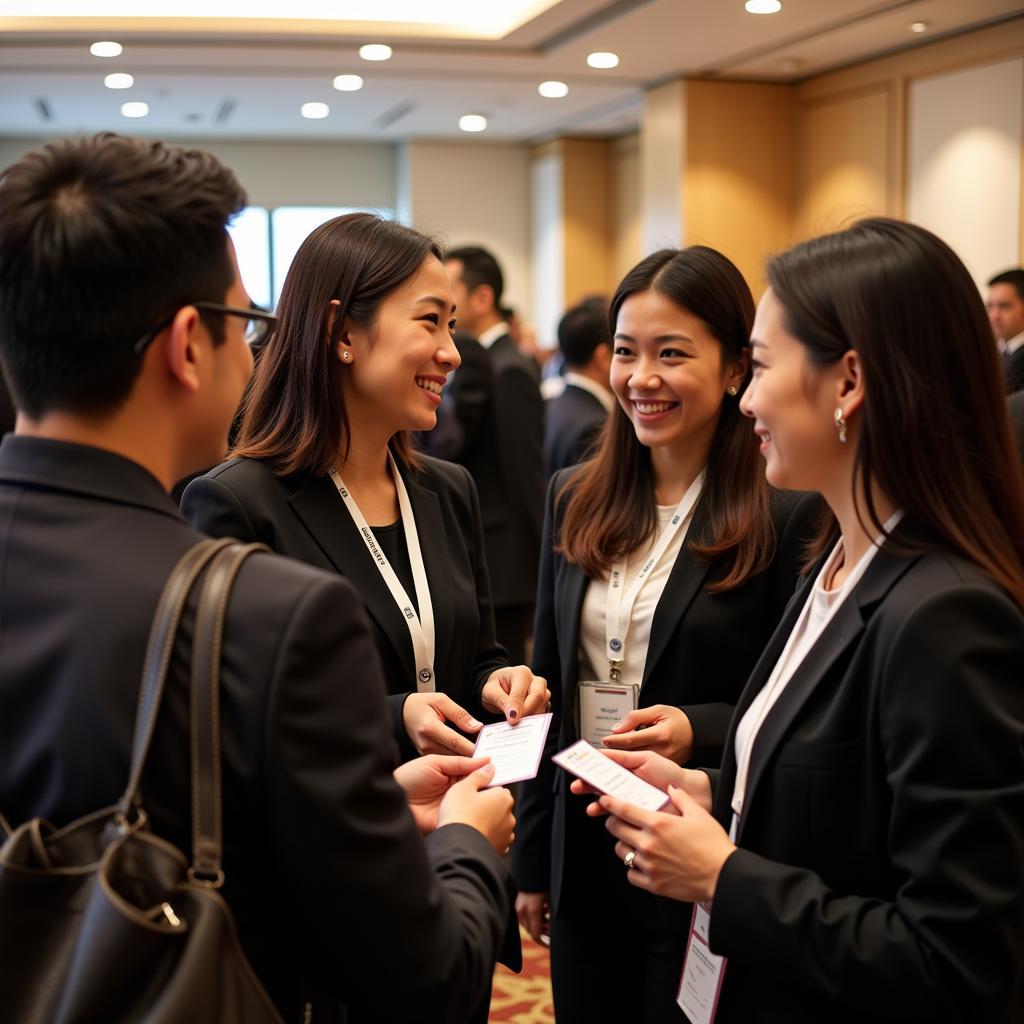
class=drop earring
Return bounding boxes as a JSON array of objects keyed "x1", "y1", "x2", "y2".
[{"x1": 834, "y1": 407, "x2": 847, "y2": 444}]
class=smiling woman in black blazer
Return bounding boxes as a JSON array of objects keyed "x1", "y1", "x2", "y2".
[
  {"x1": 183, "y1": 214, "x2": 548, "y2": 763},
  {"x1": 590, "y1": 219, "x2": 1024, "y2": 1022},
  {"x1": 512, "y1": 247, "x2": 820, "y2": 1024}
]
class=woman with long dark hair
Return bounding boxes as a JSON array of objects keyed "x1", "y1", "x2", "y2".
[
  {"x1": 183, "y1": 214, "x2": 549, "y2": 762},
  {"x1": 512, "y1": 246, "x2": 820, "y2": 1023},
  {"x1": 589, "y1": 218, "x2": 1024, "y2": 1022}
]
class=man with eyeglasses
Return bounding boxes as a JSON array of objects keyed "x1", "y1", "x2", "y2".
[{"x1": 0, "y1": 133, "x2": 516, "y2": 1023}]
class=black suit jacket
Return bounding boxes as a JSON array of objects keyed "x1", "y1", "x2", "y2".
[
  {"x1": 543, "y1": 382, "x2": 608, "y2": 478},
  {"x1": 454, "y1": 332, "x2": 545, "y2": 610},
  {"x1": 512, "y1": 470, "x2": 821, "y2": 922},
  {"x1": 181, "y1": 454, "x2": 508, "y2": 762},
  {"x1": 706, "y1": 535, "x2": 1024, "y2": 1022},
  {"x1": 1006, "y1": 345, "x2": 1024, "y2": 394},
  {"x1": 1009, "y1": 389, "x2": 1024, "y2": 465},
  {"x1": 0, "y1": 368, "x2": 14, "y2": 436},
  {"x1": 0, "y1": 437, "x2": 511, "y2": 1024}
]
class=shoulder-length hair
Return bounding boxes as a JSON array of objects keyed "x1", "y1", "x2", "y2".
[
  {"x1": 232, "y1": 213, "x2": 443, "y2": 476},
  {"x1": 767, "y1": 217, "x2": 1024, "y2": 610},
  {"x1": 559, "y1": 246, "x2": 773, "y2": 592}
]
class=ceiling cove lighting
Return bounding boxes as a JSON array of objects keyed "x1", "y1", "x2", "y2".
[
  {"x1": 359, "y1": 44, "x2": 393, "y2": 61},
  {"x1": 586, "y1": 51, "x2": 619, "y2": 69},
  {"x1": 104, "y1": 72, "x2": 134, "y2": 89},
  {"x1": 301, "y1": 101, "x2": 330, "y2": 119},
  {"x1": 458, "y1": 114, "x2": 487, "y2": 133},
  {"x1": 538, "y1": 80, "x2": 568, "y2": 98},
  {"x1": 910, "y1": 21, "x2": 928, "y2": 33},
  {"x1": 90, "y1": 41, "x2": 123, "y2": 57},
  {"x1": 333, "y1": 74, "x2": 364, "y2": 91},
  {"x1": 745, "y1": 0, "x2": 782, "y2": 13},
  {"x1": 120, "y1": 101, "x2": 149, "y2": 118}
]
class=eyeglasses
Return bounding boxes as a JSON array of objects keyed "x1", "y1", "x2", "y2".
[{"x1": 132, "y1": 301, "x2": 277, "y2": 356}]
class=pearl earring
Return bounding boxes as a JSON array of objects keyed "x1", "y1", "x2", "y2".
[
  {"x1": 342, "y1": 350, "x2": 351, "y2": 362},
  {"x1": 727, "y1": 386, "x2": 738, "y2": 397},
  {"x1": 834, "y1": 407, "x2": 847, "y2": 444}
]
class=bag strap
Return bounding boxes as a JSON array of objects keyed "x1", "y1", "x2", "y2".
[
  {"x1": 118, "y1": 537, "x2": 235, "y2": 820},
  {"x1": 188, "y1": 542, "x2": 267, "y2": 886}
]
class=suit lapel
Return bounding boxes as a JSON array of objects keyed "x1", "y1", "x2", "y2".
[
  {"x1": 287, "y1": 472, "x2": 417, "y2": 681},
  {"x1": 556, "y1": 560, "x2": 588, "y2": 738},
  {"x1": 640, "y1": 499, "x2": 715, "y2": 689}
]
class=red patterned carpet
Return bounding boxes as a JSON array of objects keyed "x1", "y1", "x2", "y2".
[{"x1": 489, "y1": 929, "x2": 555, "y2": 1022}]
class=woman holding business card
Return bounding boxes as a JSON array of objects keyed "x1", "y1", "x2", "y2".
[
  {"x1": 512, "y1": 246, "x2": 820, "y2": 1023},
  {"x1": 593, "y1": 219, "x2": 1024, "y2": 1022},
  {"x1": 183, "y1": 214, "x2": 549, "y2": 763}
]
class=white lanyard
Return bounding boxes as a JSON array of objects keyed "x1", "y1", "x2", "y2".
[
  {"x1": 328, "y1": 454, "x2": 436, "y2": 692},
  {"x1": 604, "y1": 472, "x2": 704, "y2": 680}
]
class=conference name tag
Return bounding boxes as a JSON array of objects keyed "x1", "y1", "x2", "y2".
[
  {"x1": 677, "y1": 900, "x2": 726, "y2": 1024},
  {"x1": 578, "y1": 680, "x2": 639, "y2": 745}
]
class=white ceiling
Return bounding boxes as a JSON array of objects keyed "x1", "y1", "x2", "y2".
[{"x1": 0, "y1": 0, "x2": 1020, "y2": 142}]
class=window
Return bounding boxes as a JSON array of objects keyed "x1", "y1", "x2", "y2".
[{"x1": 227, "y1": 206, "x2": 271, "y2": 310}]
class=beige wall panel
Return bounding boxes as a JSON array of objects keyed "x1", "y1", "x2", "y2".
[
  {"x1": 641, "y1": 79, "x2": 687, "y2": 252},
  {"x1": 613, "y1": 133, "x2": 642, "y2": 283},
  {"x1": 796, "y1": 87, "x2": 892, "y2": 241},
  {"x1": 683, "y1": 80, "x2": 796, "y2": 296}
]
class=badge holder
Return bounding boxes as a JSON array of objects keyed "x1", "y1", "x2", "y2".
[{"x1": 577, "y1": 678, "x2": 639, "y2": 745}]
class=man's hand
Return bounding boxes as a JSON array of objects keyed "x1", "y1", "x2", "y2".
[
  {"x1": 394, "y1": 755, "x2": 491, "y2": 835},
  {"x1": 481, "y1": 665, "x2": 550, "y2": 724},
  {"x1": 601, "y1": 705, "x2": 694, "y2": 763},
  {"x1": 402, "y1": 692, "x2": 482, "y2": 756}
]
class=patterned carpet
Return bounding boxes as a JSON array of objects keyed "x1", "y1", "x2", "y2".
[{"x1": 489, "y1": 929, "x2": 555, "y2": 1022}]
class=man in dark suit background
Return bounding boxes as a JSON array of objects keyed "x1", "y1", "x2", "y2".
[
  {"x1": 544, "y1": 299, "x2": 613, "y2": 477},
  {"x1": 0, "y1": 368, "x2": 14, "y2": 435},
  {"x1": 1009, "y1": 389, "x2": 1024, "y2": 466},
  {"x1": 987, "y1": 268, "x2": 1024, "y2": 393},
  {"x1": 446, "y1": 246, "x2": 544, "y2": 665},
  {"x1": 0, "y1": 133, "x2": 515, "y2": 1023}
]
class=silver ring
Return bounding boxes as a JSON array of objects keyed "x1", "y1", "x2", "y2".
[{"x1": 623, "y1": 849, "x2": 637, "y2": 870}]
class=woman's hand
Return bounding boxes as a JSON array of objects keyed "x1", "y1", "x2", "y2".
[
  {"x1": 438, "y1": 764, "x2": 516, "y2": 855},
  {"x1": 569, "y1": 748, "x2": 713, "y2": 816},
  {"x1": 481, "y1": 665, "x2": 550, "y2": 724},
  {"x1": 393, "y1": 755, "x2": 491, "y2": 835},
  {"x1": 601, "y1": 705, "x2": 695, "y2": 763},
  {"x1": 402, "y1": 692, "x2": 482, "y2": 756},
  {"x1": 602, "y1": 785, "x2": 735, "y2": 904},
  {"x1": 515, "y1": 891, "x2": 551, "y2": 946}
]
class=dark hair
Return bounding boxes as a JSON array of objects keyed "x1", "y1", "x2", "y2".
[
  {"x1": 449, "y1": 245, "x2": 503, "y2": 310},
  {"x1": 0, "y1": 133, "x2": 245, "y2": 417},
  {"x1": 560, "y1": 246, "x2": 773, "y2": 591},
  {"x1": 558, "y1": 301, "x2": 611, "y2": 368},
  {"x1": 769, "y1": 217, "x2": 1024, "y2": 610},
  {"x1": 988, "y1": 268, "x2": 1024, "y2": 302},
  {"x1": 233, "y1": 213, "x2": 443, "y2": 476}
]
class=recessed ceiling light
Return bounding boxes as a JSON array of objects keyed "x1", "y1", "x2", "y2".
[
  {"x1": 745, "y1": 0, "x2": 782, "y2": 13},
  {"x1": 120, "y1": 101, "x2": 149, "y2": 118},
  {"x1": 587, "y1": 51, "x2": 619, "y2": 69},
  {"x1": 104, "y1": 72, "x2": 134, "y2": 90},
  {"x1": 301, "y1": 102, "x2": 330, "y2": 119},
  {"x1": 333, "y1": 74, "x2": 364, "y2": 92},
  {"x1": 909, "y1": 21, "x2": 928, "y2": 33},
  {"x1": 90, "y1": 41, "x2": 122, "y2": 58},
  {"x1": 459, "y1": 114, "x2": 487, "y2": 133},
  {"x1": 359, "y1": 44, "x2": 393, "y2": 62},
  {"x1": 538, "y1": 80, "x2": 569, "y2": 98}
]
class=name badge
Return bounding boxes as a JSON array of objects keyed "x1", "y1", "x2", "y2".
[
  {"x1": 577, "y1": 680, "x2": 639, "y2": 745},
  {"x1": 677, "y1": 900, "x2": 726, "y2": 1024}
]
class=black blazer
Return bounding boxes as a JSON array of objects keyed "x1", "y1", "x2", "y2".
[
  {"x1": 1009, "y1": 389, "x2": 1024, "y2": 465},
  {"x1": 512, "y1": 469, "x2": 821, "y2": 919},
  {"x1": 1006, "y1": 345, "x2": 1024, "y2": 394},
  {"x1": 181, "y1": 454, "x2": 507, "y2": 761},
  {"x1": 0, "y1": 437, "x2": 512, "y2": 1024},
  {"x1": 705, "y1": 534, "x2": 1024, "y2": 1022},
  {"x1": 543, "y1": 382, "x2": 608, "y2": 478},
  {"x1": 455, "y1": 332, "x2": 545, "y2": 610}
]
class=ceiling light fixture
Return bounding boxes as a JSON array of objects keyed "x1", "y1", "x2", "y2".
[
  {"x1": 333, "y1": 74, "x2": 364, "y2": 91},
  {"x1": 909, "y1": 21, "x2": 928, "y2": 33},
  {"x1": 587, "y1": 51, "x2": 619, "y2": 69},
  {"x1": 359, "y1": 44, "x2": 393, "y2": 61},
  {"x1": 90, "y1": 41, "x2": 123, "y2": 58},
  {"x1": 745, "y1": 0, "x2": 782, "y2": 13},
  {"x1": 121, "y1": 101, "x2": 149, "y2": 118},
  {"x1": 104, "y1": 72, "x2": 134, "y2": 89},
  {"x1": 538, "y1": 80, "x2": 568, "y2": 98},
  {"x1": 459, "y1": 114, "x2": 487, "y2": 133},
  {"x1": 301, "y1": 101, "x2": 330, "y2": 119}
]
